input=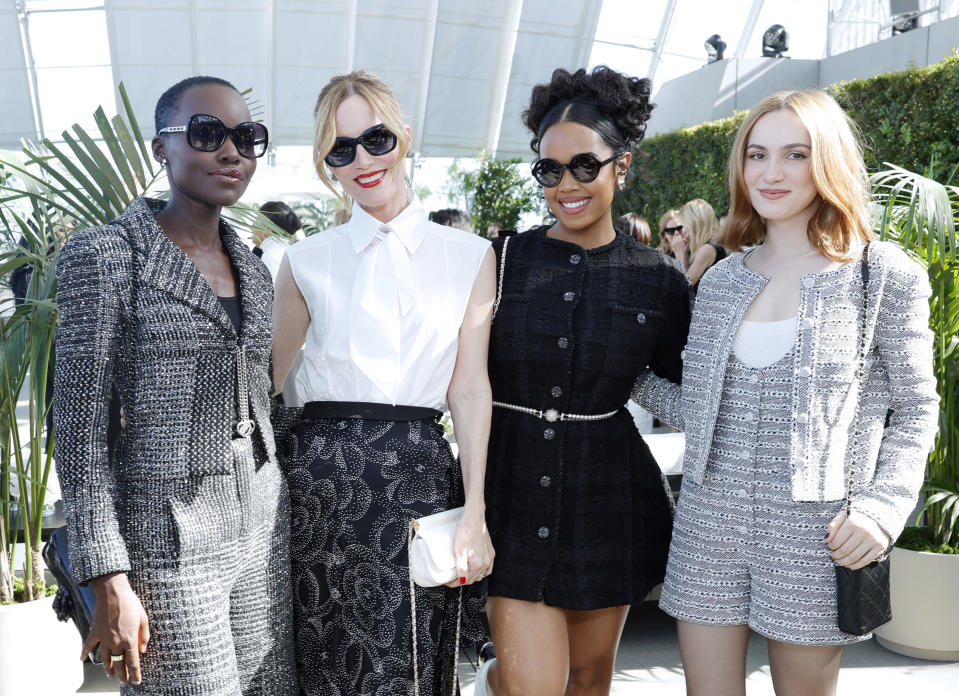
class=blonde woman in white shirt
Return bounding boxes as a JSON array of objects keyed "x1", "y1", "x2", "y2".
[{"x1": 272, "y1": 70, "x2": 496, "y2": 696}]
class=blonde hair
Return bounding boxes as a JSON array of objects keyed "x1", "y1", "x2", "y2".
[
  {"x1": 725, "y1": 89, "x2": 872, "y2": 261},
  {"x1": 677, "y1": 198, "x2": 719, "y2": 255},
  {"x1": 312, "y1": 70, "x2": 410, "y2": 208},
  {"x1": 657, "y1": 208, "x2": 681, "y2": 254}
]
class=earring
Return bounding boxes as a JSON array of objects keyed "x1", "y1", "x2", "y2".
[
  {"x1": 160, "y1": 157, "x2": 168, "y2": 167},
  {"x1": 617, "y1": 176, "x2": 626, "y2": 191}
]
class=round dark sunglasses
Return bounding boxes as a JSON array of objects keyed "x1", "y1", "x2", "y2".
[
  {"x1": 325, "y1": 124, "x2": 398, "y2": 167},
  {"x1": 158, "y1": 114, "x2": 269, "y2": 159},
  {"x1": 530, "y1": 152, "x2": 624, "y2": 188}
]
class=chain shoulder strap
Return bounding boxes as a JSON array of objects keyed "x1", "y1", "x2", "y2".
[
  {"x1": 409, "y1": 520, "x2": 463, "y2": 696},
  {"x1": 844, "y1": 244, "x2": 871, "y2": 514},
  {"x1": 491, "y1": 235, "x2": 510, "y2": 321}
]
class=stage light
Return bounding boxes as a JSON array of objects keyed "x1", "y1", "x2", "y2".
[
  {"x1": 705, "y1": 34, "x2": 726, "y2": 63},
  {"x1": 891, "y1": 16, "x2": 917, "y2": 34},
  {"x1": 762, "y1": 24, "x2": 789, "y2": 58}
]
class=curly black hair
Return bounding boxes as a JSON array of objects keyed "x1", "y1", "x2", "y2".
[
  {"x1": 154, "y1": 76, "x2": 239, "y2": 134},
  {"x1": 522, "y1": 66, "x2": 654, "y2": 154}
]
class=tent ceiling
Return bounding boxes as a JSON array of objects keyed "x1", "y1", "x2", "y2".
[{"x1": 3, "y1": 1, "x2": 957, "y2": 155}]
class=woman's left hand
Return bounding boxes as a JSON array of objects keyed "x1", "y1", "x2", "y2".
[
  {"x1": 825, "y1": 510, "x2": 890, "y2": 570},
  {"x1": 446, "y1": 507, "x2": 495, "y2": 587}
]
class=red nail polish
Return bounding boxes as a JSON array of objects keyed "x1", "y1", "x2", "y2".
[{"x1": 459, "y1": 576, "x2": 466, "y2": 585}]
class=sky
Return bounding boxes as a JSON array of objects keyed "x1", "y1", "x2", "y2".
[{"x1": 16, "y1": 0, "x2": 829, "y2": 216}]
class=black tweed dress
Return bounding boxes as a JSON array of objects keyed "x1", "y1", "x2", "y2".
[{"x1": 485, "y1": 227, "x2": 690, "y2": 610}]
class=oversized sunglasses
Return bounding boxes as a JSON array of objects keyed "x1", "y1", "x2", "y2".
[
  {"x1": 325, "y1": 124, "x2": 398, "y2": 167},
  {"x1": 530, "y1": 152, "x2": 624, "y2": 188},
  {"x1": 663, "y1": 225, "x2": 685, "y2": 236},
  {"x1": 158, "y1": 114, "x2": 268, "y2": 159}
]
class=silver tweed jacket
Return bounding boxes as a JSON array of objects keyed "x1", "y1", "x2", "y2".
[
  {"x1": 54, "y1": 197, "x2": 277, "y2": 584},
  {"x1": 633, "y1": 240, "x2": 939, "y2": 541}
]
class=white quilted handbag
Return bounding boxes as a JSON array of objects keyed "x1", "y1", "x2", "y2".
[{"x1": 408, "y1": 506, "x2": 463, "y2": 587}]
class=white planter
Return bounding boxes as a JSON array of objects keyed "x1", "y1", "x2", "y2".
[
  {"x1": 874, "y1": 546, "x2": 959, "y2": 661},
  {"x1": 0, "y1": 595, "x2": 84, "y2": 695}
]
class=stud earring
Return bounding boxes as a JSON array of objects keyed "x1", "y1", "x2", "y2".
[{"x1": 160, "y1": 157, "x2": 168, "y2": 167}]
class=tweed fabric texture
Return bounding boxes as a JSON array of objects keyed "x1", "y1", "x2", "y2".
[
  {"x1": 485, "y1": 228, "x2": 688, "y2": 609},
  {"x1": 660, "y1": 352, "x2": 868, "y2": 645},
  {"x1": 54, "y1": 197, "x2": 295, "y2": 694},
  {"x1": 284, "y1": 416, "x2": 485, "y2": 696},
  {"x1": 632, "y1": 241, "x2": 938, "y2": 541}
]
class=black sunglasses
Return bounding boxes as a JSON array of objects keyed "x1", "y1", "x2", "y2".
[
  {"x1": 158, "y1": 114, "x2": 268, "y2": 159},
  {"x1": 664, "y1": 225, "x2": 685, "y2": 235},
  {"x1": 530, "y1": 152, "x2": 624, "y2": 188},
  {"x1": 325, "y1": 124, "x2": 398, "y2": 167}
]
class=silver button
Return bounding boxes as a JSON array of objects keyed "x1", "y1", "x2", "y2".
[
  {"x1": 636, "y1": 312, "x2": 646, "y2": 324},
  {"x1": 543, "y1": 428, "x2": 555, "y2": 440},
  {"x1": 557, "y1": 337, "x2": 569, "y2": 349},
  {"x1": 748, "y1": 374, "x2": 760, "y2": 384},
  {"x1": 802, "y1": 317, "x2": 814, "y2": 329},
  {"x1": 797, "y1": 412, "x2": 809, "y2": 424},
  {"x1": 569, "y1": 254, "x2": 581, "y2": 265},
  {"x1": 564, "y1": 291, "x2": 575, "y2": 302},
  {"x1": 737, "y1": 526, "x2": 749, "y2": 534},
  {"x1": 544, "y1": 408, "x2": 559, "y2": 422},
  {"x1": 798, "y1": 366, "x2": 812, "y2": 377},
  {"x1": 538, "y1": 526, "x2": 550, "y2": 539},
  {"x1": 802, "y1": 276, "x2": 816, "y2": 288},
  {"x1": 540, "y1": 475, "x2": 552, "y2": 488},
  {"x1": 744, "y1": 411, "x2": 755, "y2": 421},
  {"x1": 551, "y1": 386, "x2": 563, "y2": 398}
]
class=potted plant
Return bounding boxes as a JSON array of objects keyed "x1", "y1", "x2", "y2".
[
  {"x1": 870, "y1": 162, "x2": 959, "y2": 661},
  {"x1": 0, "y1": 83, "x2": 281, "y2": 694}
]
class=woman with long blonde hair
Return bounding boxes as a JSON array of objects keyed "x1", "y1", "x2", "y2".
[
  {"x1": 633, "y1": 89, "x2": 938, "y2": 695},
  {"x1": 674, "y1": 198, "x2": 726, "y2": 286},
  {"x1": 272, "y1": 70, "x2": 495, "y2": 695}
]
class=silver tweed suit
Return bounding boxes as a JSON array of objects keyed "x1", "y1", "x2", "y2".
[{"x1": 54, "y1": 197, "x2": 296, "y2": 695}]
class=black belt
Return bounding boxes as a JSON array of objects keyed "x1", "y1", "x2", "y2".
[{"x1": 303, "y1": 401, "x2": 442, "y2": 422}]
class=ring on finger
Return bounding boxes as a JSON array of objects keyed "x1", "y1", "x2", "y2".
[{"x1": 110, "y1": 654, "x2": 125, "y2": 663}]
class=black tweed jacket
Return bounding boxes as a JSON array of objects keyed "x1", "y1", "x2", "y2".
[{"x1": 54, "y1": 197, "x2": 277, "y2": 584}]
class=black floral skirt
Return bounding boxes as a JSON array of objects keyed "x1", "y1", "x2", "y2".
[{"x1": 283, "y1": 415, "x2": 486, "y2": 696}]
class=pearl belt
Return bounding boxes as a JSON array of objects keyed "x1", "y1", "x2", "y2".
[{"x1": 492, "y1": 401, "x2": 619, "y2": 422}]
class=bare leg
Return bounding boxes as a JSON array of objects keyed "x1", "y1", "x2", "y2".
[
  {"x1": 767, "y1": 639, "x2": 842, "y2": 696},
  {"x1": 487, "y1": 596, "x2": 569, "y2": 696},
  {"x1": 676, "y1": 620, "x2": 751, "y2": 696},
  {"x1": 564, "y1": 605, "x2": 630, "y2": 696}
]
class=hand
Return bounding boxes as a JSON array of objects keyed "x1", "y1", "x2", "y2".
[
  {"x1": 668, "y1": 233, "x2": 688, "y2": 260},
  {"x1": 826, "y1": 510, "x2": 890, "y2": 570},
  {"x1": 445, "y1": 506, "x2": 495, "y2": 587},
  {"x1": 85, "y1": 573, "x2": 150, "y2": 685}
]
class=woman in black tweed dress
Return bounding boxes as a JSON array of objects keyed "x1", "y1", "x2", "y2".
[{"x1": 477, "y1": 67, "x2": 690, "y2": 696}]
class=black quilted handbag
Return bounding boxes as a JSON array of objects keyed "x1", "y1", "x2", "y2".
[
  {"x1": 834, "y1": 245, "x2": 892, "y2": 636},
  {"x1": 836, "y1": 557, "x2": 891, "y2": 635}
]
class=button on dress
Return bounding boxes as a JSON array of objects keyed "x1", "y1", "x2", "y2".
[{"x1": 485, "y1": 227, "x2": 691, "y2": 609}]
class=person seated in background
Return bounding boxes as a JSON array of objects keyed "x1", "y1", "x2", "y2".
[
  {"x1": 616, "y1": 212, "x2": 651, "y2": 245},
  {"x1": 251, "y1": 200, "x2": 303, "y2": 281},
  {"x1": 429, "y1": 207, "x2": 474, "y2": 233},
  {"x1": 666, "y1": 198, "x2": 727, "y2": 288}
]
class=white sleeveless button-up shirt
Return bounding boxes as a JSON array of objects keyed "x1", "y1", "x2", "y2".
[{"x1": 286, "y1": 198, "x2": 490, "y2": 409}]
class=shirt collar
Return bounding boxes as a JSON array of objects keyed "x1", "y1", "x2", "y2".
[{"x1": 347, "y1": 194, "x2": 428, "y2": 255}]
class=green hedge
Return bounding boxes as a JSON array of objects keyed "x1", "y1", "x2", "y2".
[{"x1": 617, "y1": 52, "x2": 959, "y2": 247}]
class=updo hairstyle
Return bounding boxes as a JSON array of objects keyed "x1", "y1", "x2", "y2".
[{"x1": 522, "y1": 66, "x2": 654, "y2": 157}]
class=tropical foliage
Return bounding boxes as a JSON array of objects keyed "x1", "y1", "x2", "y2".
[{"x1": 872, "y1": 163, "x2": 959, "y2": 547}]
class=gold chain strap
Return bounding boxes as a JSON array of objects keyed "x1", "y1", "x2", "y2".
[
  {"x1": 409, "y1": 520, "x2": 462, "y2": 696},
  {"x1": 491, "y1": 235, "x2": 510, "y2": 321}
]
